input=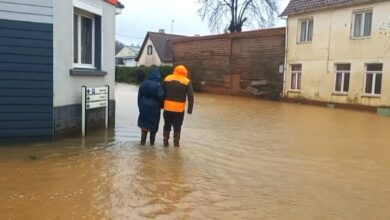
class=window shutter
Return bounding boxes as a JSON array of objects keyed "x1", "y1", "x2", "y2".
[
  {"x1": 74, "y1": 15, "x2": 78, "y2": 63},
  {"x1": 95, "y1": 15, "x2": 102, "y2": 70}
]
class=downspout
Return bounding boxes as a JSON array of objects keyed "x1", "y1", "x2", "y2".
[
  {"x1": 282, "y1": 17, "x2": 288, "y2": 98},
  {"x1": 326, "y1": 11, "x2": 334, "y2": 74}
]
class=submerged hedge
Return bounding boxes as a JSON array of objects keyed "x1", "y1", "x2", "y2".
[{"x1": 115, "y1": 66, "x2": 174, "y2": 84}]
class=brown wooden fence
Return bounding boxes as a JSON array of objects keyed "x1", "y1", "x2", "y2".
[{"x1": 172, "y1": 27, "x2": 285, "y2": 96}]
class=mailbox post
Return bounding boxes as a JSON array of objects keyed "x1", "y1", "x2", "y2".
[{"x1": 82, "y1": 85, "x2": 109, "y2": 136}]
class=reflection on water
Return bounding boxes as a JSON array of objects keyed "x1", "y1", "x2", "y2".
[{"x1": 1, "y1": 83, "x2": 390, "y2": 219}]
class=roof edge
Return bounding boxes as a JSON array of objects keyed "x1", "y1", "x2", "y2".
[
  {"x1": 135, "y1": 32, "x2": 150, "y2": 62},
  {"x1": 104, "y1": 0, "x2": 124, "y2": 8},
  {"x1": 172, "y1": 27, "x2": 286, "y2": 44},
  {"x1": 281, "y1": 0, "x2": 386, "y2": 17}
]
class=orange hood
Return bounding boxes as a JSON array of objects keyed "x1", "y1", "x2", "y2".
[{"x1": 173, "y1": 65, "x2": 188, "y2": 78}]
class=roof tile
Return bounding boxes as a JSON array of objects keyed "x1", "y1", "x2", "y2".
[{"x1": 281, "y1": 0, "x2": 370, "y2": 16}]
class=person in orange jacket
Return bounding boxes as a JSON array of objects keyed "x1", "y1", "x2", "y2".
[{"x1": 163, "y1": 65, "x2": 194, "y2": 147}]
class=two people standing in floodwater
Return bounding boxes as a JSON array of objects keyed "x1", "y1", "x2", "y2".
[{"x1": 137, "y1": 65, "x2": 194, "y2": 147}]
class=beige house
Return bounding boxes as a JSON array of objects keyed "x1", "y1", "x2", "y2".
[
  {"x1": 282, "y1": 0, "x2": 390, "y2": 110},
  {"x1": 135, "y1": 30, "x2": 185, "y2": 66}
]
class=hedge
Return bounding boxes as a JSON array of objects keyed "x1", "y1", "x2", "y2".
[{"x1": 115, "y1": 66, "x2": 174, "y2": 84}]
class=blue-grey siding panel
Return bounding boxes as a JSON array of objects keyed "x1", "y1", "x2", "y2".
[
  {"x1": 0, "y1": 113, "x2": 51, "y2": 121},
  {"x1": 0, "y1": 37, "x2": 52, "y2": 48},
  {"x1": 0, "y1": 63, "x2": 52, "y2": 72},
  {"x1": 0, "y1": 19, "x2": 53, "y2": 143},
  {"x1": 0, "y1": 89, "x2": 52, "y2": 97},
  {"x1": 0, "y1": 46, "x2": 52, "y2": 56},
  {"x1": 0, "y1": 72, "x2": 52, "y2": 81},
  {"x1": 0, "y1": 105, "x2": 52, "y2": 113},
  {"x1": 0, "y1": 0, "x2": 53, "y2": 24}
]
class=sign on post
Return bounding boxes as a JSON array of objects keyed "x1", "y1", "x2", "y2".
[{"x1": 82, "y1": 85, "x2": 109, "y2": 136}]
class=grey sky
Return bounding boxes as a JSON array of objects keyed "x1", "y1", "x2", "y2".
[{"x1": 115, "y1": 0, "x2": 290, "y2": 46}]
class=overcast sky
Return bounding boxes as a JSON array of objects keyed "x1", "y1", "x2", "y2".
[{"x1": 115, "y1": 0, "x2": 290, "y2": 46}]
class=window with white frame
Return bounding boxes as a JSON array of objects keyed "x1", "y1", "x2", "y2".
[
  {"x1": 74, "y1": 11, "x2": 95, "y2": 68},
  {"x1": 334, "y1": 64, "x2": 351, "y2": 93},
  {"x1": 291, "y1": 64, "x2": 302, "y2": 91},
  {"x1": 299, "y1": 19, "x2": 313, "y2": 43},
  {"x1": 147, "y1": 45, "x2": 153, "y2": 55},
  {"x1": 352, "y1": 10, "x2": 373, "y2": 38},
  {"x1": 365, "y1": 64, "x2": 383, "y2": 95}
]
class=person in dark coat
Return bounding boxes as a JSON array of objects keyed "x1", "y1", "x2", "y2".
[{"x1": 137, "y1": 68, "x2": 164, "y2": 145}]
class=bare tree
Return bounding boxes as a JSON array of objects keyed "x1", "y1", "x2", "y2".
[{"x1": 198, "y1": 0, "x2": 278, "y2": 33}]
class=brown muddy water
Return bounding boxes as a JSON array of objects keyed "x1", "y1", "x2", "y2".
[{"x1": 1, "y1": 83, "x2": 390, "y2": 220}]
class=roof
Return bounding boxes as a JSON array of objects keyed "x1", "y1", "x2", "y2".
[
  {"x1": 135, "y1": 32, "x2": 186, "y2": 62},
  {"x1": 115, "y1": 46, "x2": 139, "y2": 59},
  {"x1": 104, "y1": 0, "x2": 124, "y2": 9},
  {"x1": 281, "y1": 0, "x2": 381, "y2": 16}
]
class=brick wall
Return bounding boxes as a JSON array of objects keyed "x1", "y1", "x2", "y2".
[{"x1": 172, "y1": 28, "x2": 286, "y2": 95}]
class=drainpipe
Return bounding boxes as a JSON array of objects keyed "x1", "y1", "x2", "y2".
[
  {"x1": 282, "y1": 17, "x2": 288, "y2": 98},
  {"x1": 326, "y1": 11, "x2": 334, "y2": 74}
]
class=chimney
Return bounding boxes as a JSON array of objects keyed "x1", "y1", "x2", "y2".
[{"x1": 159, "y1": 29, "x2": 165, "y2": 34}]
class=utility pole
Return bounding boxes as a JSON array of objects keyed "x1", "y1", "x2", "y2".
[{"x1": 171, "y1": 19, "x2": 175, "y2": 34}]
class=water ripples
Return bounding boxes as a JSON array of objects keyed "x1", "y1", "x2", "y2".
[{"x1": 1, "y1": 83, "x2": 390, "y2": 219}]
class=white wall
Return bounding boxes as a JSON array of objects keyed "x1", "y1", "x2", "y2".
[
  {"x1": 137, "y1": 38, "x2": 162, "y2": 66},
  {"x1": 53, "y1": 0, "x2": 116, "y2": 106},
  {"x1": 124, "y1": 58, "x2": 136, "y2": 67},
  {"x1": 0, "y1": 0, "x2": 53, "y2": 23}
]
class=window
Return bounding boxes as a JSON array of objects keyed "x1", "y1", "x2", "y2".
[
  {"x1": 74, "y1": 11, "x2": 95, "y2": 68},
  {"x1": 291, "y1": 64, "x2": 302, "y2": 91},
  {"x1": 147, "y1": 45, "x2": 153, "y2": 55},
  {"x1": 299, "y1": 19, "x2": 313, "y2": 42},
  {"x1": 365, "y1": 64, "x2": 383, "y2": 95},
  {"x1": 334, "y1": 64, "x2": 351, "y2": 93},
  {"x1": 352, "y1": 10, "x2": 372, "y2": 38}
]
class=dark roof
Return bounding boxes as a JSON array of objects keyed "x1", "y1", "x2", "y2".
[
  {"x1": 135, "y1": 32, "x2": 186, "y2": 62},
  {"x1": 281, "y1": 0, "x2": 379, "y2": 16}
]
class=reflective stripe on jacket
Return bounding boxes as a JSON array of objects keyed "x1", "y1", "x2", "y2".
[{"x1": 163, "y1": 73, "x2": 194, "y2": 113}]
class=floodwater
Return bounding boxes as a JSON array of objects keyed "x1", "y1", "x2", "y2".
[{"x1": 1, "y1": 83, "x2": 390, "y2": 220}]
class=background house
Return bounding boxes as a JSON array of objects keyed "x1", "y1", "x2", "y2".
[
  {"x1": 115, "y1": 46, "x2": 140, "y2": 67},
  {"x1": 0, "y1": 0, "x2": 122, "y2": 143},
  {"x1": 135, "y1": 30, "x2": 186, "y2": 66},
  {"x1": 282, "y1": 0, "x2": 390, "y2": 110}
]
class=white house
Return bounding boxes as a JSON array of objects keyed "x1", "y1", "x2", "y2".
[
  {"x1": 135, "y1": 30, "x2": 186, "y2": 66},
  {"x1": 115, "y1": 46, "x2": 139, "y2": 67},
  {"x1": 0, "y1": 0, "x2": 123, "y2": 142}
]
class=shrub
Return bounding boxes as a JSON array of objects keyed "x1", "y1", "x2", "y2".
[{"x1": 115, "y1": 66, "x2": 174, "y2": 84}]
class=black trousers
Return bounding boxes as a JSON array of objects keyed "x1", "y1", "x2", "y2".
[{"x1": 163, "y1": 111, "x2": 184, "y2": 133}]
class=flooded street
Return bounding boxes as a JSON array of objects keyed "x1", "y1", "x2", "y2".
[{"x1": 1, "y1": 83, "x2": 390, "y2": 219}]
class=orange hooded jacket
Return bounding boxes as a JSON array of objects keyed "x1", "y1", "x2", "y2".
[{"x1": 163, "y1": 65, "x2": 194, "y2": 113}]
